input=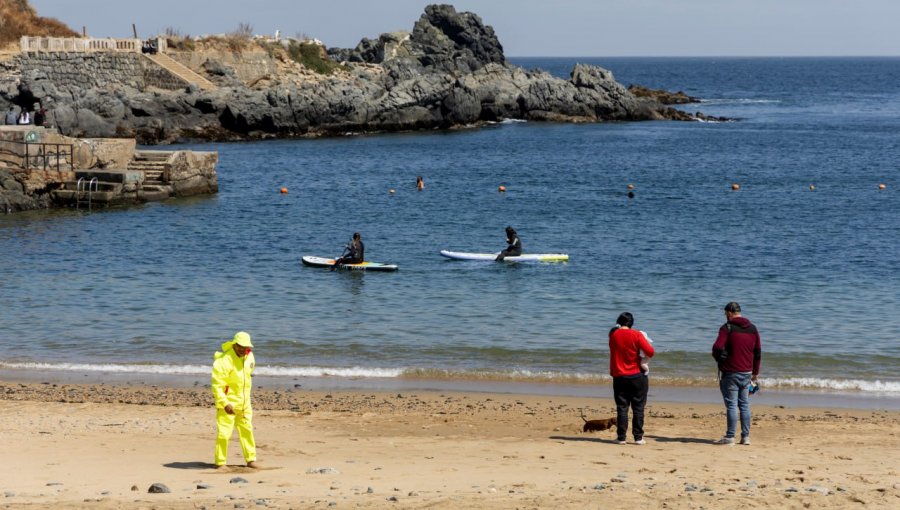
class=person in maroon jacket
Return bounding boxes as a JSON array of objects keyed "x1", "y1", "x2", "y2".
[
  {"x1": 609, "y1": 312, "x2": 655, "y2": 445},
  {"x1": 711, "y1": 301, "x2": 762, "y2": 445}
]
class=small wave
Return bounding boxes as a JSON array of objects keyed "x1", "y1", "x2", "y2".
[
  {"x1": 263, "y1": 366, "x2": 403, "y2": 378},
  {"x1": 499, "y1": 118, "x2": 527, "y2": 124},
  {"x1": 699, "y1": 98, "x2": 781, "y2": 105},
  {"x1": 3, "y1": 362, "x2": 897, "y2": 394},
  {"x1": 0, "y1": 361, "x2": 402, "y2": 379},
  {"x1": 1, "y1": 361, "x2": 211, "y2": 375},
  {"x1": 403, "y1": 367, "x2": 609, "y2": 384},
  {"x1": 762, "y1": 377, "x2": 900, "y2": 394}
]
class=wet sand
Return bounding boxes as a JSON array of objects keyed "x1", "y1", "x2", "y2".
[{"x1": 1, "y1": 380, "x2": 898, "y2": 509}]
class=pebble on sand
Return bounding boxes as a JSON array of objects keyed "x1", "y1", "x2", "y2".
[
  {"x1": 230, "y1": 477, "x2": 249, "y2": 484},
  {"x1": 307, "y1": 467, "x2": 340, "y2": 475},
  {"x1": 148, "y1": 483, "x2": 171, "y2": 493}
]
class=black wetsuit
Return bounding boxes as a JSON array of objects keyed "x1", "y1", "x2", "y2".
[
  {"x1": 335, "y1": 240, "x2": 364, "y2": 265},
  {"x1": 496, "y1": 235, "x2": 522, "y2": 261}
]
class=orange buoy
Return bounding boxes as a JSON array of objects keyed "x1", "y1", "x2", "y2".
[
  {"x1": 389, "y1": 189, "x2": 396, "y2": 194},
  {"x1": 280, "y1": 187, "x2": 288, "y2": 194},
  {"x1": 731, "y1": 183, "x2": 740, "y2": 191},
  {"x1": 498, "y1": 185, "x2": 506, "y2": 192},
  {"x1": 626, "y1": 184, "x2": 635, "y2": 190},
  {"x1": 878, "y1": 183, "x2": 886, "y2": 190}
]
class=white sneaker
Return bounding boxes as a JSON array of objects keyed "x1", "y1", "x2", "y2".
[
  {"x1": 739, "y1": 437, "x2": 751, "y2": 445},
  {"x1": 633, "y1": 439, "x2": 646, "y2": 445},
  {"x1": 616, "y1": 439, "x2": 627, "y2": 445},
  {"x1": 713, "y1": 437, "x2": 735, "y2": 445}
]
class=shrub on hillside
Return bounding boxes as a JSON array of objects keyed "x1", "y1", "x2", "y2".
[
  {"x1": 287, "y1": 41, "x2": 344, "y2": 75},
  {"x1": 0, "y1": 0, "x2": 78, "y2": 47},
  {"x1": 164, "y1": 26, "x2": 195, "y2": 51}
]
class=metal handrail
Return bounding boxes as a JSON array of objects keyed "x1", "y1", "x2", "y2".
[
  {"x1": 75, "y1": 177, "x2": 99, "y2": 210},
  {"x1": 0, "y1": 140, "x2": 75, "y2": 172}
]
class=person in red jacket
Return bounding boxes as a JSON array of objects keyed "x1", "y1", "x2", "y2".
[
  {"x1": 711, "y1": 301, "x2": 762, "y2": 445},
  {"x1": 608, "y1": 312, "x2": 655, "y2": 445}
]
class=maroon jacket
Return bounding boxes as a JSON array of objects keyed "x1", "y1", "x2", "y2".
[{"x1": 711, "y1": 316, "x2": 761, "y2": 375}]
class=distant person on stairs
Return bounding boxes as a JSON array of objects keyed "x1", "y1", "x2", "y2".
[
  {"x1": 334, "y1": 232, "x2": 365, "y2": 269},
  {"x1": 495, "y1": 226, "x2": 522, "y2": 261}
]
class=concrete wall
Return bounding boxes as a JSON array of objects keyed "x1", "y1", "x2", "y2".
[
  {"x1": 18, "y1": 52, "x2": 188, "y2": 92},
  {"x1": 169, "y1": 49, "x2": 277, "y2": 84},
  {"x1": 0, "y1": 126, "x2": 135, "y2": 170},
  {"x1": 19, "y1": 52, "x2": 146, "y2": 89},
  {"x1": 167, "y1": 150, "x2": 218, "y2": 196}
]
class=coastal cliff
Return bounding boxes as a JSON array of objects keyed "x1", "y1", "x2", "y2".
[{"x1": 2, "y1": 4, "x2": 695, "y2": 144}]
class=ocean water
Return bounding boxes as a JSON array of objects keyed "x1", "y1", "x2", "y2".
[{"x1": 1, "y1": 58, "x2": 898, "y2": 397}]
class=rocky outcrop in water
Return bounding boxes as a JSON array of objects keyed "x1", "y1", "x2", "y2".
[
  {"x1": 627, "y1": 85, "x2": 699, "y2": 105},
  {"x1": 2, "y1": 4, "x2": 697, "y2": 144}
]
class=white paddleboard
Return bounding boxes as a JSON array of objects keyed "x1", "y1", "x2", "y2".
[
  {"x1": 440, "y1": 250, "x2": 569, "y2": 262},
  {"x1": 301, "y1": 256, "x2": 398, "y2": 272}
]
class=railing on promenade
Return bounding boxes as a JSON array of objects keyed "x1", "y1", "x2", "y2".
[{"x1": 20, "y1": 37, "x2": 141, "y2": 53}]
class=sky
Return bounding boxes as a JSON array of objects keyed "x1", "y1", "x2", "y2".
[{"x1": 28, "y1": 0, "x2": 900, "y2": 57}]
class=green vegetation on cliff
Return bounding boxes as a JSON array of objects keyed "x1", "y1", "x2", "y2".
[{"x1": 286, "y1": 41, "x2": 344, "y2": 75}]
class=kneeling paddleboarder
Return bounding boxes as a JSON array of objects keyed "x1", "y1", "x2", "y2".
[{"x1": 496, "y1": 226, "x2": 522, "y2": 261}]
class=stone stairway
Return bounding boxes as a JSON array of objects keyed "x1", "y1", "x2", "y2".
[
  {"x1": 127, "y1": 150, "x2": 172, "y2": 183},
  {"x1": 126, "y1": 150, "x2": 174, "y2": 200},
  {"x1": 144, "y1": 52, "x2": 217, "y2": 90}
]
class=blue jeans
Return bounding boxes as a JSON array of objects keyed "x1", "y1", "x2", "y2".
[{"x1": 719, "y1": 371, "x2": 752, "y2": 439}]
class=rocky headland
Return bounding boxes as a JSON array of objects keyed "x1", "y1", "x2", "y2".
[{"x1": 1, "y1": 4, "x2": 703, "y2": 145}]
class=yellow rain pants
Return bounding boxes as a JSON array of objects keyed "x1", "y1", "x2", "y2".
[{"x1": 215, "y1": 407, "x2": 255, "y2": 466}]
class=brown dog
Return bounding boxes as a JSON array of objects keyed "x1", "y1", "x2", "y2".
[{"x1": 581, "y1": 410, "x2": 617, "y2": 432}]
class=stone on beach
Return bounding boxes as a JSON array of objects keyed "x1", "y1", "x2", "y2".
[{"x1": 147, "y1": 483, "x2": 171, "y2": 493}]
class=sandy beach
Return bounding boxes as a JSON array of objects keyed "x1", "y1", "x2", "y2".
[{"x1": 1, "y1": 381, "x2": 897, "y2": 509}]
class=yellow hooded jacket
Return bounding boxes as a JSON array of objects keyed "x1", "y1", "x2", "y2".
[{"x1": 211, "y1": 340, "x2": 256, "y2": 411}]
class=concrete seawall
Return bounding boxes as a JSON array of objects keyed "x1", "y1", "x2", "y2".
[{"x1": 18, "y1": 52, "x2": 188, "y2": 92}]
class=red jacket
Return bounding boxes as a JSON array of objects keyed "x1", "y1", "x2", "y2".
[
  {"x1": 609, "y1": 327, "x2": 655, "y2": 377},
  {"x1": 712, "y1": 316, "x2": 761, "y2": 375}
]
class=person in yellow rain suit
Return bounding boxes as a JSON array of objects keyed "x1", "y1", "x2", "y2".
[{"x1": 212, "y1": 331, "x2": 258, "y2": 469}]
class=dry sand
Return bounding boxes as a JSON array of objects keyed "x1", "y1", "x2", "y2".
[{"x1": 1, "y1": 381, "x2": 898, "y2": 509}]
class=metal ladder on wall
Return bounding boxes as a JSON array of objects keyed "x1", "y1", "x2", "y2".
[{"x1": 75, "y1": 177, "x2": 99, "y2": 210}]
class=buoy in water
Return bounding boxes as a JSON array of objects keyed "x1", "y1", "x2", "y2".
[
  {"x1": 731, "y1": 183, "x2": 740, "y2": 191},
  {"x1": 627, "y1": 184, "x2": 635, "y2": 190},
  {"x1": 878, "y1": 183, "x2": 886, "y2": 190},
  {"x1": 498, "y1": 185, "x2": 506, "y2": 192},
  {"x1": 280, "y1": 187, "x2": 288, "y2": 194},
  {"x1": 389, "y1": 189, "x2": 396, "y2": 194},
  {"x1": 627, "y1": 191, "x2": 635, "y2": 199},
  {"x1": 809, "y1": 184, "x2": 815, "y2": 191}
]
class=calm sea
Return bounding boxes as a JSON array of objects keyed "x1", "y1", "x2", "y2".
[{"x1": 1, "y1": 58, "x2": 898, "y2": 398}]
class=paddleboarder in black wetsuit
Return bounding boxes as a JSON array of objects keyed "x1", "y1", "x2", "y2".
[
  {"x1": 495, "y1": 226, "x2": 522, "y2": 261},
  {"x1": 333, "y1": 232, "x2": 365, "y2": 270}
]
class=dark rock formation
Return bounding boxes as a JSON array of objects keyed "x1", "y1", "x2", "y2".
[
  {"x1": 0, "y1": 167, "x2": 52, "y2": 212},
  {"x1": 627, "y1": 85, "x2": 699, "y2": 105},
  {"x1": 5, "y1": 4, "x2": 706, "y2": 144}
]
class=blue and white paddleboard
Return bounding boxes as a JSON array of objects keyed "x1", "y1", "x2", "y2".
[
  {"x1": 439, "y1": 250, "x2": 569, "y2": 262},
  {"x1": 301, "y1": 256, "x2": 398, "y2": 272}
]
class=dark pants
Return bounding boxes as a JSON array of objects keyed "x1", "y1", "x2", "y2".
[
  {"x1": 613, "y1": 375, "x2": 649, "y2": 441},
  {"x1": 334, "y1": 256, "x2": 362, "y2": 265},
  {"x1": 495, "y1": 248, "x2": 522, "y2": 261}
]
